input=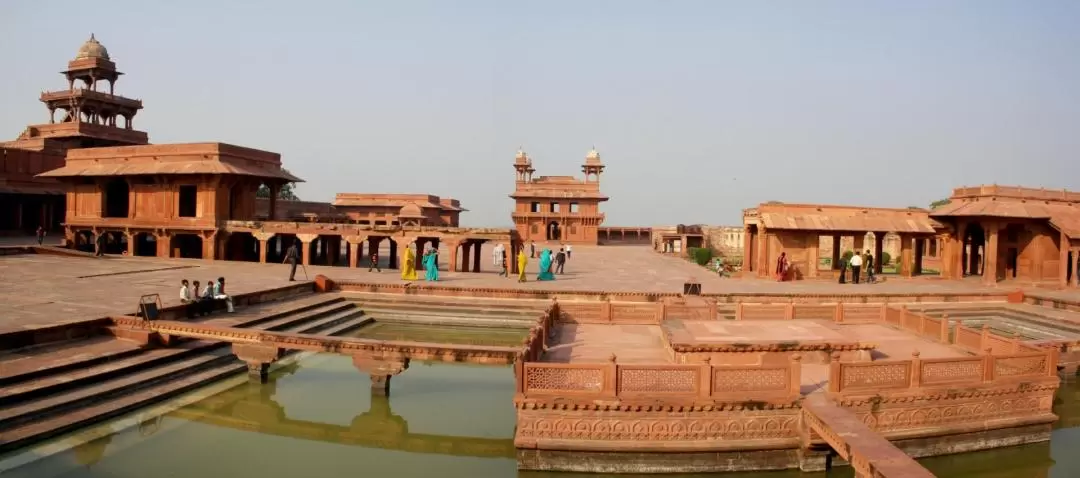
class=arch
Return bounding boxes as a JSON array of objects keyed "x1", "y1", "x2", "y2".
[
  {"x1": 546, "y1": 221, "x2": 561, "y2": 241},
  {"x1": 75, "y1": 230, "x2": 96, "y2": 253},
  {"x1": 170, "y1": 234, "x2": 204, "y2": 259},
  {"x1": 268, "y1": 233, "x2": 298, "y2": 264},
  {"x1": 963, "y1": 223, "x2": 986, "y2": 277},
  {"x1": 132, "y1": 232, "x2": 157, "y2": 257},
  {"x1": 224, "y1": 232, "x2": 259, "y2": 262}
]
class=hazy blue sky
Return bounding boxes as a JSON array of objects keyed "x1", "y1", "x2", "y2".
[{"x1": 3, "y1": 1, "x2": 1078, "y2": 227}]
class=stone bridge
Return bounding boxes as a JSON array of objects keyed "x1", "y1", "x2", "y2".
[
  {"x1": 169, "y1": 380, "x2": 515, "y2": 459},
  {"x1": 115, "y1": 317, "x2": 520, "y2": 395},
  {"x1": 801, "y1": 395, "x2": 935, "y2": 478}
]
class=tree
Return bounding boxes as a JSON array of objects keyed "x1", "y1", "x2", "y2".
[
  {"x1": 257, "y1": 170, "x2": 300, "y2": 201},
  {"x1": 929, "y1": 198, "x2": 950, "y2": 209}
]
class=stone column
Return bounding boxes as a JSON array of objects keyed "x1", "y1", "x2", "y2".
[
  {"x1": 254, "y1": 232, "x2": 274, "y2": 263},
  {"x1": 984, "y1": 223, "x2": 999, "y2": 286},
  {"x1": 1060, "y1": 231, "x2": 1070, "y2": 288},
  {"x1": 807, "y1": 236, "x2": 819, "y2": 278},
  {"x1": 126, "y1": 232, "x2": 136, "y2": 256},
  {"x1": 268, "y1": 185, "x2": 280, "y2": 220},
  {"x1": 348, "y1": 240, "x2": 360, "y2": 268},
  {"x1": 353, "y1": 355, "x2": 409, "y2": 397},
  {"x1": 1074, "y1": 248, "x2": 1079, "y2": 288},
  {"x1": 853, "y1": 233, "x2": 866, "y2": 256},
  {"x1": 899, "y1": 234, "x2": 914, "y2": 277},
  {"x1": 388, "y1": 240, "x2": 398, "y2": 269},
  {"x1": 202, "y1": 231, "x2": 218, "y2": 260},
  {"x1": 446, "y1": 240, "x2": 460, "y2": 272},
  {"x1": 757, "y1": 226, "x2": 769, "y2": 278},
  {"x1": 914, "y1": 237, "x2": 925, "y2": 275},
  {"x1": 873, "y1": 232, "x2": 885, "y2": 274},
  {"x1": 461, "y1": 240, "x2": 472, "y2": 272},
  {"x1": 296, "y1": 233, "x2": 318, "y2": 266},
  {"x1": 472, "y1": 242, "x2": 482, "y2": 272},
  {"x1": 955, "y1": 221, "x2": 967, "y2": 279},
  {"x1": 831, "y1": 235, "x2": 841, "y2": 270},
  {"x1": 742, "y1": 228, "x2": 752, "y2": 266}
]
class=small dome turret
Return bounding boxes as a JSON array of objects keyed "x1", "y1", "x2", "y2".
[{"x1": 75, "y1": 34, "x2": 110, "y2": 60}]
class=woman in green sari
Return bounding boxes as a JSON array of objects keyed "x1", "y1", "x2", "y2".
[{"x1": 537, "y1": 249, "x2": 555, "y2": 281}]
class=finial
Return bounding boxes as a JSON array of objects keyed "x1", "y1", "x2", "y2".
[{"x1": 90, "y1": 33, "x2": 96, "y2": 41}]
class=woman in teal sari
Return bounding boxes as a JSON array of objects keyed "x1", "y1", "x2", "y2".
[
  {"x1": 423, "y1": 249, "x2": 439, "y2": 281},
  {"x1": 537, "y1": 249, "x2": 555, "y2": 281}
]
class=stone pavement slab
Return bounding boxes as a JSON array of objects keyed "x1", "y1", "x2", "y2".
[{"x1": 542, "y1": 324, "x2": 671, "y2": 364}]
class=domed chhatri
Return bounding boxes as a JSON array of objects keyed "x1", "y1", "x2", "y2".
[
  {"x1": 75, "y1": 33, "x2": 110, "y2": 60},
  {"x1": 585, "y1": 146, "x2": 601, "y2": 163}
]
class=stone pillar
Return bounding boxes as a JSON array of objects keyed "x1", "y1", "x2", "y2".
[
  {"x1": 353, "y1": 356, "x2": 409, "y2": 397},
  {"x1": 831, "y1": 235, "x2": 841, "y2": 270},
  {"x1": 853, "y1": 233, "x2": 865, "y2": 256},
  {"x1": 873, "y1": 232, "x2": 885, "y2": 274},
  {"x1": 202, "y1": 231, "x2": 218, "y2": 260},
  {"x1": 1073, "y1": 248, "x2": 1079, "y2": 288},
  {"x1": 472, "y1": 242, "x2": 482, "y2": 272},
  {"x1": 984, "y1": 223, "x2": 999, "y2": 286},
  {"x1": 955, "y1": 221, "x2": 967, "y2": 279},
  {"x1": 296, "y1": 233, "x2": 318, "y2": 266},
  {"x1": 742, "y1": 228, "x2": 752, "y2": 266},
  {"x1": 757, "y1": 226, "x2": 769, "y2": 278},
  {"x1": 155, "y1": 233, "x2": 171, "y2": 258},
  {"x1": 126, "y1": 232, "x2": 136, "y2": 256},
  {"x1": 388, "y1": 240, "x2": 398, "y2": 269},
  {"x1": 254, "y1": 232, "x2": 274, "y2": 263},
  {"x1": 268, "y1": 185, "x2": 280, "y2": 220},
  {"x1": 1060, "y1": 231, "x2": 1070, "y2": 288},
  {"x1": 914, "y1": 237, "x2": 925, "y2": 275},
  {"x1": 461, "y1": 241, "x2": 472, "y2": 272},
  {"x1": 899, "y1": 234, "x2": 914, "y2": 277},
  {"x1": 807, "y1": 236, "x2": 819, "y2": 278},
  {"x1": 348, "y1": 240, "x2": 360, "y2": 268},
  {"x1": 446, "y1": 240, "x2": 460, "y2": 272},
  {"x1": 233, "y1": 343, "x2": 282, "y2": 384},
  {"x1": 510, "y1": 241, "x2": 519, "y2": 275}
]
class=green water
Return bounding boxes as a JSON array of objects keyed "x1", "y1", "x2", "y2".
[
  {"x1": 350, "y1": 321, "x2": 528, "y2": 347},
  {"x1": 3, "y1": 355, "x2": 1080, "y2": 478}
]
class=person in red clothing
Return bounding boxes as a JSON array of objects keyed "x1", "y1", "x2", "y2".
[{"x1": 775, "y1": 252, "x2": 789, "y2": 281}]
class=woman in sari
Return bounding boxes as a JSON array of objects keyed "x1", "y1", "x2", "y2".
[
  {"x1": 423, "y1": 249, "x2": 439, "y2": 281},
  {"x1": 775, "y1": 252, "x2": 789, "y2": 282},
  {"x1": 537, "y1": 249, "x2": 555, "y2": 281},
  {"x1": 401, "y1": 244, "x2": 418, "y2": 281},
  {"x1": 517, "y1": 249, "x2": 528, "y2": 283}
]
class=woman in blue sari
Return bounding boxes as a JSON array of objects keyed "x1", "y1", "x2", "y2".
[
  {"x1": 423, "y1": 249, "x2": 439, "y2": 281},
  {"x1": 537, "y1": 249, "x2": 555, "y2": 281}
]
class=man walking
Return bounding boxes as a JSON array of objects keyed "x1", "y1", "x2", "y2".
[
  {"x1": 555, "y1": 248, "x2": 566, "y2": 274},
  {"x1": 283, "y1": 240, "x2": 299, "y2": 281},
  {"x1": 368, "y1": 250, "x2": 381, "y2": 272},
  {"x1": 94, "y1": 233, "x2": 105, "y2": 257},
  {"x1": 565, "y1": 244, "x2": 572, "y2": 259},
  {"x1": 36, "y1": 226, "x2": 46, "y2": 245},
  {"x1": 864, "y1": 249, "x2": 876, "y2": 283},
  {"x1": 849, "y1": 251, "x2": 863, "y2": 284}
]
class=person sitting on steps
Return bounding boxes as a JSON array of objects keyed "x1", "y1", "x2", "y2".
[{"x1": 214, "y1": 277, "x2": 235, "y2": 313}]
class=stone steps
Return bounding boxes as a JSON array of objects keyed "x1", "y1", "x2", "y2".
[
  {"x1": 362, "y1": 311, "x2": 536, "y2": 328},
  {"x1": 357, "y1": 302, "x2": 542, "y2": 318},
  {"x1": 0, "y1": 337, "x2": 146, "y2": 387},
  {"x1": 345, "y1": 292, "x2": 549, "y2": 311},
  {"x1": 0, "y1": 294, "x2": 364, "y2": 454}
]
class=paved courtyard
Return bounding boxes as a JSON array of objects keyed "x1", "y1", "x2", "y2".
[{"x1": 1, "y1": 243, "x2": 1077, "y2": 335}]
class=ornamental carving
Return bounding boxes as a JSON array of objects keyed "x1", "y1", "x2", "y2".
[
  {"x1": 712, "y1": 368, "x2": 787, "y2": 393},
  {"x1": 841, "y1": 363, "x2": 909, "y2": 389},
  {"x1": 920, "y1": 360, "x2": 982, "y2": 384},
  {"x1": 619, "y1": 368, "x2": 696, "y2": 393},
  {"x1": 516, "y1": 411, "x2": 798, "y2": 442},
  {"x1": 851, "y1": 394, "x2": 1055, "y2": 433},
  {"x1": 525, "y1": 367, "x2": 603, "y2": 392},
  {"x1": 994, "y1": 356, "x2": 1047, "y2": 378}
]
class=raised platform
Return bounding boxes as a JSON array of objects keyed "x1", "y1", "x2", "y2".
[{"x1": 662, "y1": 319, "x2": 874, "y2": 364}]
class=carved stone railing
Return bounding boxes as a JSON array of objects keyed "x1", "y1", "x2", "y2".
[
  {"x1": 41, "y1": 88, "x2": 143, "y2": 107},
  {"x1": 828, "y1": 347, "x2": 1057, "y2": 395},
  {"x1": 516, "y1": 356, "x2": 802, "y2": 403}
]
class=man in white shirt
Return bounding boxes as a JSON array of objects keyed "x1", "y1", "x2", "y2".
[
  {"x1": 492, "y1": 243, "x2": 504, "y2": 267},
  {"x1": 848, "y1": 251, "x2": 864, "y2": 284},
  {"x1": 566, "y1": 244, "x2": 572, "y2": 259},
  {"x1": 180, "y1": 279, "x2": 195, "y2": 318}
]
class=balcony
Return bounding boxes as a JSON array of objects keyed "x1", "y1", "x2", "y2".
[{"x1": 40, "y1": 89, "x2": 143, "y2": 109}]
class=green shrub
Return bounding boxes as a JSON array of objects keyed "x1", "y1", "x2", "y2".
[
  {"x1": 689, "y1": 247, "x2": 713, "y2": 266},
  {"x1": 881, "y1": 251, "x2": 892, "y2": 266},
  {"x1": 841, "y1": 250, "x2": 854, "y2": 263}
]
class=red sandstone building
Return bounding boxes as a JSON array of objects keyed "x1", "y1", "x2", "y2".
[
  {"x1": 332, "y1": 193, "x2": 464, "y2": 226},
  {"x1": 1, "y1": 34, "x2": 149, "y2": 233},
  {"x1": 510, "y1": 148, "x2": 607, "y2": 244},
  {"x1": 743, "y1": 185, "x2": 1080, "y2": 288}
]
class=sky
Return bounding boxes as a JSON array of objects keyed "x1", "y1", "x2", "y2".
[{"x1": 3, "y1": 1, "x2": 1079, "y2": 227}]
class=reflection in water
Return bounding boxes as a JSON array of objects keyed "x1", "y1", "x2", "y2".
[{"x1": 5, "y1": 359, "x2": 1080, "y2": 478}]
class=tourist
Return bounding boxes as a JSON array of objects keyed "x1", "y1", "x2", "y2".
[
  {"x1": 492, "y1": 243, "x2": 504, "y2": 268},
  {"x1": 401, "y1": 243, "x2": 418, "y2": 281},
  {"x1": 775, "y1": 252, "x2": 789, "y2": 282},
  {"x1": 214, "y1": 277, "x2": 235, "y2": 313},
  {"x1": 200, "y1": 278, "x2": 217, "y2": 314},
  {"x1": 566, "y1": 244, "x2": 572, "y2": 259},
  {"x1": 283, "y1": 240, "x2": 299, "y2": 281},
  {"x1": 529, "y1": 241, "x2": 536, "y2": 258},
  {"x1": 517, "y1": 249, "x2": 528, "y2": 283},
  {"x1": 715, "y1": 256, "x2": 726, "y2": 278},
  {"x1": 538, "y1": 249, "x2": 555, "y2": 281},
  {"x1": 838, "y1": 256, "x2": 848, "y2": 284},
  {"x1": 368, "y1": 249, "x2": 381, "y2": 272},
  {"x1": 423, "y1": 249, "x2": 439, "y2": 281},
  {"x1": 864, "y1": 249, "x2": 876, "y2": 283},
  {"x1": 180, "y1": 279, "x2": 195, "y2": 318},
  {"x1": 555, "y1": 248, "x2": 566, "y2": 274},
  {"x1": 36, "y1": 226, "x2": 46, "y2": 245},
  {"x1": 94, "y1": 233, "x2": 105, "y2": 257},
  {"x1": 849, "y1": 250, "x2": 863, "y2": 284}
]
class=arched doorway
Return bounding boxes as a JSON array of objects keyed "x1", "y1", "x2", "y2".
[
  {"x1": 101, "y1": 179, "x2": 130, "y2": 218},
  {"x1": 75, "y1": 230, "x2": 95, "y2": 253},
  {"x1": 546, "y1": 221, "x2": 561, "y2": 241},
  {"x1": 224, "y1": 232, "x2": 259, "y2": 262}
]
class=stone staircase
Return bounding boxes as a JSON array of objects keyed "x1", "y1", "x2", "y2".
[
  {"x1": 345, "y1": 292, "x2": 548, "y2": 328},
  {"x1": 0, "y1": 294, "x2": 368, "y2": 453}
]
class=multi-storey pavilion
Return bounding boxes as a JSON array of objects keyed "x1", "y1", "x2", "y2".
[
  {"x1": 931, "y1": 185, "x2": 1080, "y2": 287},
  {"x1": 333, "y1": 194, "x2": 465, "y2": 227},
  {"x1": 1, "y1": 34, "x2": 149, "y2": 233},
  {"x1": 510, "y1": 148, "x2": 608, "y2": 244}
]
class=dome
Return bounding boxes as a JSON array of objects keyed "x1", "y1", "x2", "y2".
[
  {"x1": 585, "y1": 147, "x2": 601, "y2": 162},
  {"x1": 75, "y1": 34, "x2": 110, "y2": 60},
  {"x1": 398, "y1": 202, "x2": 424, "y2": 217}
]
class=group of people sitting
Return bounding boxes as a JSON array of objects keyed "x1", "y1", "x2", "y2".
[{"x1": 179, "y1": 277, "x2": 234, "y2": 317}]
